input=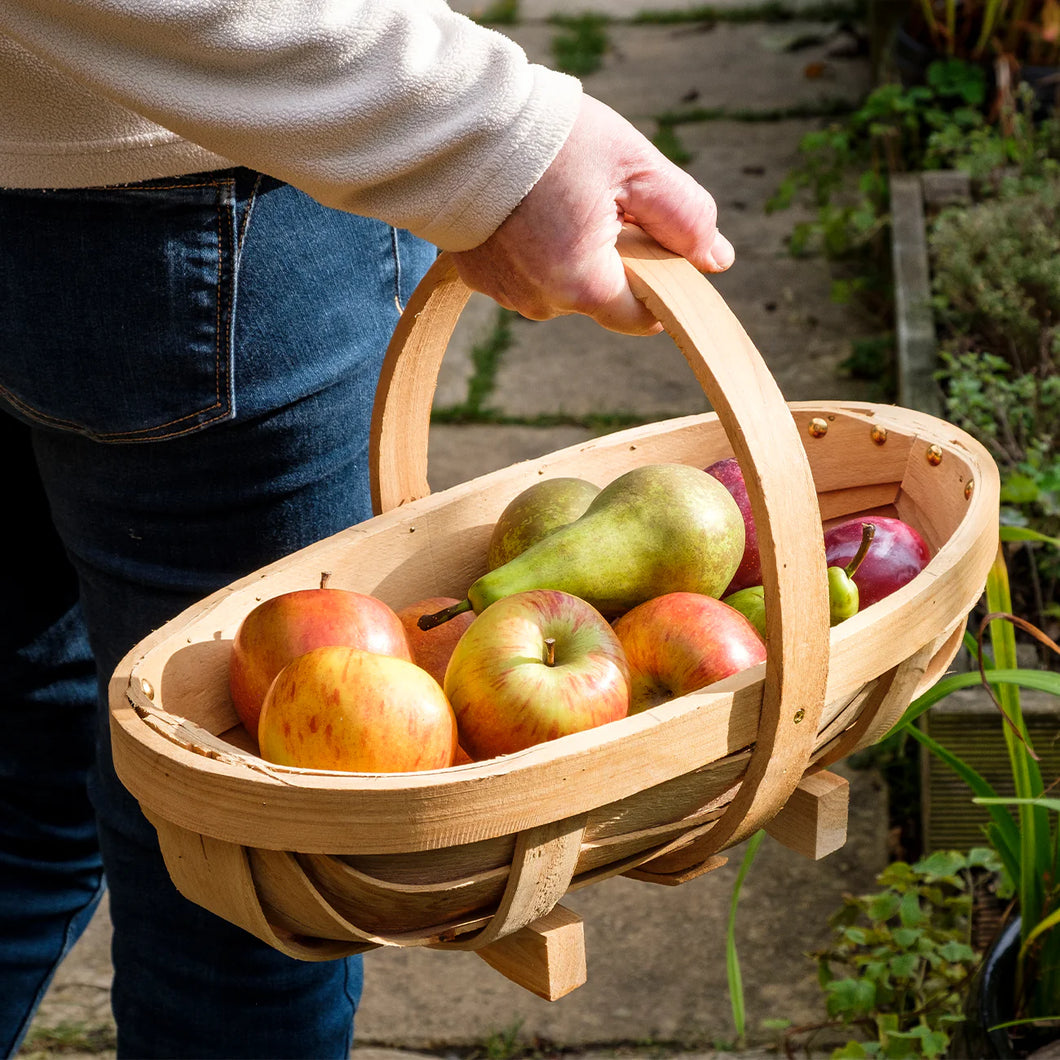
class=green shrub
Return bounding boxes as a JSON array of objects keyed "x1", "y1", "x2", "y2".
[
  {"x1": 930, "y1": 179, "x2": 1060, "y2": 624},
  {"x1": 783, "y1": 850, "x2": 1001, "y2": 1060}
]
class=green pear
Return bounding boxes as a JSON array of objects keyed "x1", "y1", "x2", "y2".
[
  {"x1": 420, "y1": 463, "x2": 744, "y2": 628},
  {"x1": 828, "y1": 522, "x2": 875, "y2": 625},
  {"x1": 487, "y1": 476, "x2": 601, "y2": 570},
  {"x1": 723, "y1": 585, "x2": 767, "y2": 639}
]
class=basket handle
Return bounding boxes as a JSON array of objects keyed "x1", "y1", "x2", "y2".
[{"x1": 369, "y1": 225, "x2": 831, "y2": 851}]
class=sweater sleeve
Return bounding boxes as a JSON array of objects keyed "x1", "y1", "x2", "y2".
[{"x1": 0, "y1": 0, "x2": 583, "y2": 250}]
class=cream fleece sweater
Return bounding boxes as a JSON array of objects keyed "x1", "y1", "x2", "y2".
[{"x1": 0, "y1": 0, "x2": 582, "y2": 251}]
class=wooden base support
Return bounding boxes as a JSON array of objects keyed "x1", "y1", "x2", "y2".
[
  {"x1": 765, "y1": 770, "x2": 849, "y2": 860},
  {"x1": 475, "y1": 905, "x2": 587, "y2": 1001},
  {"x1": 623, "y1": 854, "x2": 729, "y2": 886}
]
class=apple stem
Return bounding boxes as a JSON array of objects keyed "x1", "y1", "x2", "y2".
[
  {"x1": 418, "y1": 599, "x2": 473, "y2": 631},
  {"x1": 845, "y1": 523, "x2": 877, "y2": 579},
  {"x1": 320, "y1": 571, "x2": 332, "y2": 589},
  {"x1": 544, "y1": 637, "x2": 556, "y2": 667}
]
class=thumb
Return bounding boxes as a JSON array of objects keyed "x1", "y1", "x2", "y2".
[{"x1": 621, "y1": 166, "x2": 735, "y2": 274}]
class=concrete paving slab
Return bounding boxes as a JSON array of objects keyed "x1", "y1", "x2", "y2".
[
  {"x1": 450, "y1": 0, "x2": 857, "y2": 21},
  {"x1": 671, "y1": 117, "x2": 827, "y2": 253},
  {"x1": 494, "y1": 318, "x2": 708, "y2": 420},
  {"x1": 436, "y1": 292, "x2": 504, "y2": 409},
  {"x1": 570, "y1": 23, "x2": 870, "y2": 121},
  {"x1": 489, "y1": 253, "x2": 877, "y2": 421},
  {"x1": 427, "y1": 423, "x2": 601, "y2": 492}
]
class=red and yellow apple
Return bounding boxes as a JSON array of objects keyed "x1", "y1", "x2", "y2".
[
  {"x1": 257, "y1": 646, "x2": 458, "y2": 772},
  {"x1": 228, "y1": 574, "x2": 411, "y2": 739},
  {"x1": 612, "y1": 591, "x2": 766, "y2": 714},
  {"x1": 443, "y1": 589, "x2": 631, "y2": 759},
  {"x1": 397, "y1": 595, "x2": 476, "y2": 687}
]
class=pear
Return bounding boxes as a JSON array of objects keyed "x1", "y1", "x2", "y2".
[
  {"x1": 828, "y1": 521, "x2": 876, "y2": 625},
  {"x1": 487, "y1": 476, "x2": 602, "y2": 570},
  {"x1": 420, "y1": 463, "x2": 744, "y2": 629}
]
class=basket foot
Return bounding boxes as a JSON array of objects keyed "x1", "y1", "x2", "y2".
[
  {"x1": 765, "y1": 770, "x2": 849, "y2": 860},
  {"x1": 475, "y1": 905, "x2": 586, "y2": 1001}
]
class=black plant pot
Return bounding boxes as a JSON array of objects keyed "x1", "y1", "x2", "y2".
[
  {"x1": 952, "y1": 916, "x2": 1060, "y2": 1060},
  {"x1": 955, "y1": 916, "x2": 1023, "y2": 1059}
]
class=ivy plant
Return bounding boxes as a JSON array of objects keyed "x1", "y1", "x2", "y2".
[{"x1": 783, "y1": 849, "x2": 1001, "y2": 1060}]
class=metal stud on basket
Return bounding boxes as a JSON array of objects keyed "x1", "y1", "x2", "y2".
[{"x1": 110, "y1": 228, "x2": 1000, "y2": 1001}]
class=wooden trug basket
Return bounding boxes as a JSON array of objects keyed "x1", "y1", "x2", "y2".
[{"x1": 109, "y1": 230, "x2": 1000, "y2": 1001}]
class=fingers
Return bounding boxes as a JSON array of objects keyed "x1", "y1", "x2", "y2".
[{"x1": 449, "y1": 93, "x2": 734, "y2": 336}]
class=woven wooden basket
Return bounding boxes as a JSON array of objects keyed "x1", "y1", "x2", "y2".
[{"x1": 109, "y1": 229, "x2": 1000, "y2": 1001}]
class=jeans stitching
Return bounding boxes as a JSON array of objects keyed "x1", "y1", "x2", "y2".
[{"x1": 1, "y1": 175, "x2": 237, "y2": 442}]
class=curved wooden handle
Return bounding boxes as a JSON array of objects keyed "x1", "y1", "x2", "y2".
[{"x1": 368, "y1": 226, "x2": 831, "y2": 851}]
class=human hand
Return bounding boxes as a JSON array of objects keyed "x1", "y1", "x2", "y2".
[{"x1": 449, "y1": 94, "x2": 734, "y2": 336}]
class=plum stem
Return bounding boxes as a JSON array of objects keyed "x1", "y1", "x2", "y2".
[
  {"x1": 544, "y1": 637, "x2": 556, "y2": 667},
  {"x1": 845, "y1": 523, "x2": 877, "y2": 579},
  {"x1": 418, "y1": 599, "x2": 472, "y2": 631}
]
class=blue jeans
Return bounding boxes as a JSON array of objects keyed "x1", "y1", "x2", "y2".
[{"x1": 0, "y1": 169, "x2": 436, "y2": 1058}]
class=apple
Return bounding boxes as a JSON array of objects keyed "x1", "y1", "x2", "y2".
[
  {"x1": 257, "y1": 646, "x2": 458, "y2": 772},
  {"x1": 228, "y1": 573, "x2": 412, "y2": 739},
  {"x1": 487, "y1": 476, "x2": 601, "y2": 570},
  {"x1": 705, "y1": 457, "x2": 761, "y2": 595},
  {"x1": 612, "y1": 592, "x2": 766, "y2": 714},
  {"x1": 397, "y1": 596, "x2": 476, "y2": 687},
  {"x1": 824, "y1": 516, "x2": 931, "y2": 610},
  {"x1": 722, "y1": 585, "x2": 767, "y2": 639},
  {"x1": 443, "y1": 589, "x2": 630, "y2": 759}
]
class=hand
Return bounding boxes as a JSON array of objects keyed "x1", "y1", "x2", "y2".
[{"x1": 449, "y1": 94, "x2": 734, "y2": 336}]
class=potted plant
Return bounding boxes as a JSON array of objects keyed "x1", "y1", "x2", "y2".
[
  {"x1": 890, "y1": 541, "x2": 1060, "y2": 1057},
  {"x1": 886, "y1": 0, "x2": 1060, "y2": 114}
]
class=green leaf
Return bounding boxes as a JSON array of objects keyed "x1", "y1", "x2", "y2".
[
  {"x1": 868, "y1": 892, "x2": 901, "y2": 922},
  {"x1": 892, "y1": 927, "x2": 921, "y2": 947},
  {"x1": 827, "y1": 976, "x2": 877, "y2": 1017},
  {"x1": 832, "y1": 1043, "x2": 872, "y2": 1058},
  {"x1": 889, "y1": 952, "x2": 919, "y2": 978},
  {"x1": 999, "y1": 524, "x2": 1060, "y2": 547},
  {"x1": 898, "y1": 890, "x2": 925, "y2": 927},
  {"x1": 937, "y1": 940, "x2": 976, "y2": 962}
]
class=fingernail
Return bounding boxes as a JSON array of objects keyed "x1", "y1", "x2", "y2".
[{"x1": 709, "y1": 232, "x2": 735, "y2": 270}]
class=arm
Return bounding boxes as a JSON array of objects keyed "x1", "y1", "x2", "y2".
[{"x1": 2, "y1": 0, "x2": 580, "y2": 251}]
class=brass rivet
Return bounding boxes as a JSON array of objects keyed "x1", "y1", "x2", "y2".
[
  {"x1": 965, "y1": 480, "x2": 975, "y2": 500},
  {"x1": 140, "y1": 678, "x2": 155, "y2": 701},
  {"x1": 793, "y1": 708, "x2": 806, "y2": 724},
  {"x1": 871, "y1": 425, "x2": 888, "y2": 446},
  {"x1": 808, "y1": 418, "x2": 829, "y2": 438},
  {"x1": 926, "y1": 444, "x2": 943, "y2": 466}
]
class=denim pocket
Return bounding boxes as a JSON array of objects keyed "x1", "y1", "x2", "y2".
[{"x1": 0, "y1": 171, "x2": 241, "y2": 442}]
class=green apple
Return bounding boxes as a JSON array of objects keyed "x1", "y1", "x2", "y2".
[{"x1": 721, "y1": 585, "x2": 767, "y2": 640}]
